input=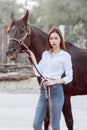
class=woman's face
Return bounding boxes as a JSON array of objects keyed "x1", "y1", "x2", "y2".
[{"x1": 49, "y1": 32, "x2": 61, "y2": 49}]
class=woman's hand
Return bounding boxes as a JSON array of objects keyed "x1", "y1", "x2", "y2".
[
  {"x1": 25, "y1": 49, "x2": 37, "y2": 65},
  {"x1": 26, "y1": 49, "x2": 34, "y2": 58},
  {"x1": 43, "y1": 78, "x2": 59, "y2": 86}
]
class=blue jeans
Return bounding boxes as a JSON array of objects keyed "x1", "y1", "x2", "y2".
[{"x1": 33, "y1": 84, "x2": 64, "y2": 130}]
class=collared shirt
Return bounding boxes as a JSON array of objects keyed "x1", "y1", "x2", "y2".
[{"x1": 34, "y1": 50, "x2": 73, "y2": 84}]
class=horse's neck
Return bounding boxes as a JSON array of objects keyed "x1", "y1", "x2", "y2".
[
  {"x1": 31, "y1": 26, "x2": 47, "y2": 63},
  {"x1": 33, "y1": 49, "x2": 42, "y2": 63}
]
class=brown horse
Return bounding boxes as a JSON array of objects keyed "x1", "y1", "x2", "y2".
[{"x1": 6, "y1": 10, "x2": 87, "y2": 130}]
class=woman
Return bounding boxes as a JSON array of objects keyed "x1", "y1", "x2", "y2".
[{"x1": 28, "y1": 27, "x2": 73, "y2": 130}]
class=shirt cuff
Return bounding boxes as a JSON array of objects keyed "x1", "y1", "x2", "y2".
[{"x1": 62, "y1": 76, "x2": 73, "y2": 84}]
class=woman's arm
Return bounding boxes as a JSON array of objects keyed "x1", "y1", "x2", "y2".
[
  {"x1": 62, "y1": 53, "x2": 73, "y2": 84},
  {"x1": 43, "y1": 78, "x2": 65, "y2": 86},
  {"x1": 26, "y1": 50, "x2": 47, "y2": 77}
]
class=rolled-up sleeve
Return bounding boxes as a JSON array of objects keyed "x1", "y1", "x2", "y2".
[{"x1": 62, "y1": 54, "x2": 73, "y2": 84}]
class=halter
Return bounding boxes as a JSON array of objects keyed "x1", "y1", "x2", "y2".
[
  {"x1": 9, "y1": 24, "x2": 31, "y2": 51},
  {"x1": 9, "y1": 24, "x2": 46, "y2": 79}
]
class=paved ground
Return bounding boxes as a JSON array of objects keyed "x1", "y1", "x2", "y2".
[{"x1": 0, "y1": 93, "x2": 87, "y2": 130}]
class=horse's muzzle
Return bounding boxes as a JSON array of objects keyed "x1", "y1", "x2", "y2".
[{"x1": 6, "y1": 52, "x2": 17, "y2": 61}]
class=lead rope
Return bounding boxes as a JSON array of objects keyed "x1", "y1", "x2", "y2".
[
  {"x1": 27, "y1": 50, "x2": 52, "y2": 130},
  {"x1": 20, "y1": 40, "x2": 52, "y2": 130},
  {"x1": 47, "y1": 86, "x2": 52, "y2": 130},
  {"x1": 20, "y1": 41, "x2": 48, "y2": 98}
]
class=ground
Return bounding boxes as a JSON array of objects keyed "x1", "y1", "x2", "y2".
[{"x1": 0, "y1": 93, "x2": 87, "y2": 130}]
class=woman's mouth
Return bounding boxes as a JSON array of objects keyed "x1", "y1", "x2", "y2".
[{"x1": 52, "y1": 43, "x2": 56, "y2": 46}]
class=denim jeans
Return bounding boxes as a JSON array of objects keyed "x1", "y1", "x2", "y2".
[{"x1": 33, "y1": 84, "x2": 64, "y2": 130}]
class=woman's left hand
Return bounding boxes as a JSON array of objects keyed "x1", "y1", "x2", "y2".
[{"x1": 43, "y1": 78, "x2": 57, "y2": 86}]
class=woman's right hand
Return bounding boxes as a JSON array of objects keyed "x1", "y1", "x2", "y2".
[
  {"x1": 26, "y1": 49, "x2": 34, "y2": 57},
  {"x1": 25, "y1": 49, "x2": 37, "y2": 65}
]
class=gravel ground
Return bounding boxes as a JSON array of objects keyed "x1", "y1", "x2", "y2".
[
  {"x1": 0, "y1": 77, "x2": 40, "y2": 93},
  {"x1": 0, "y1": 93, "x2": 87, "y2": 130}
]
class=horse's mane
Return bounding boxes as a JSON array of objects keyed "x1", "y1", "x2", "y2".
[
  {"x1": 65, "y1": 41, "x2": 77, "y2": 48},
  {"x1": 31, "y1": 25, "x2": 48, "y2": 38},
  {"x1": 66, "y1": 41, "x2": 87, "y2": 56},
  {"x1": 7, "y1": 20, "x2": 15, "y2": 33},
  {"x1": 7, "y1": 18, "x2": 48, "y2": 39}
]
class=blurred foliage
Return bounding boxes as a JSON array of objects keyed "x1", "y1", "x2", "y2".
[
  {"x1": 31, "y1": 0, "x2": 87, "y2": 26},
  {"x1": 30, "y1": 0, "x2": 87, "y2": 47},
  {"x1": 66, "y1": 22, "x2": 84, "y2": 41},
  {"x1": 0, "y1": 0, "x2": 26, "y2": 25},
  {"x1": 66, "y1": 22, "x2": 86, "y2": 47},
  {"x1": 1, "y1": 0, "x2": 87, "y2": 27},
  {"x1": 0, "y1": 0, "x2": 37, "y2": 25}
]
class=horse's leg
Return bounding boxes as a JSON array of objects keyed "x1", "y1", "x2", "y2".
[{"x1": 62, "y1": 94, "x2": 74, "y2": 130}]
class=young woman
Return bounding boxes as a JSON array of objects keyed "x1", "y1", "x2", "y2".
[{"x1": 28, "y1": 27, "x2": 73, "y2": 130}]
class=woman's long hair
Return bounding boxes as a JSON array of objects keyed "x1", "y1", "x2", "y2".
[{"x1": 47, "y1": 27, "x2": 66, "y2": 51}]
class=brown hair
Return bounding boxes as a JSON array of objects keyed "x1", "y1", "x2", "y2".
[{"x1": 47, "y1": 27, "x2": 66, "y2": 51}]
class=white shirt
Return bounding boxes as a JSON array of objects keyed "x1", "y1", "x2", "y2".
[{"x1": 34, "y1": 50, "x2": 73, "y2": 84}]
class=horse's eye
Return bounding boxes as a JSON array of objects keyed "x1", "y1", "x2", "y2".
[
  {"x1": 8, "y1": 26, "x2": 15, "y2": 36},
  {"x1": 19, "y1": 29, "x2": 25, "y2": 34}
]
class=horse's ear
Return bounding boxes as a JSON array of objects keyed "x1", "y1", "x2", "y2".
[
  {"x1": 22, "y1": 10, "x2": 29, "y2": 24},
  {"x1": 7, "y1": 20, "x2": 15, "y2": 33},
  {"x1": 10, "y1": 12, "x2": 15, "y2": 20}
]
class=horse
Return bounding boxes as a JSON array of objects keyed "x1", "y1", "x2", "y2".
[{"x1": 6, "y1": 10, "x2": 87, "y2": 130}]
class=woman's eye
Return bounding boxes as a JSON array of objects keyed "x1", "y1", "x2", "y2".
[{"x1": 54, "y1": 37, "x2": 58, "y2": 40}]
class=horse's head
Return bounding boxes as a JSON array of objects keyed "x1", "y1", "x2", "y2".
[
  {"x1": 6, "y1": 10, "x2": 30, "y2": 60},
  {"x1": 6, "y1": 10, "x2": 48, "y2": 62}
]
